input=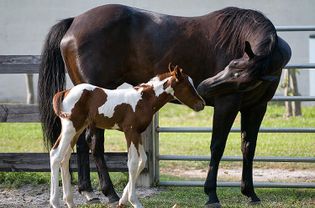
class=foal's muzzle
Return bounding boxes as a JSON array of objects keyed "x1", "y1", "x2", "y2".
[{"x1": 193, "y1": 101, "x2": 205, "y2": 112}]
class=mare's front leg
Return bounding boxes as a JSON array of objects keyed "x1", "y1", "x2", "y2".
[
  {"x1": 204, "y1": 94, "x2": 240, "y2": 207},
  {"x1": 240, "y1": 103, "x2": 267, "y2": 204},
  {"x1": 119, "y1": 131, "x2": 145, "y2": 208},
  {"x1": 88, "y1": 127, "x2": 120, "y2": 204}
]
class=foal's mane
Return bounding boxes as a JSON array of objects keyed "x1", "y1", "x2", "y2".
[
  {"x1": 157, "y1": 71, "x2": 173, "y2": 81},
  {"x1": 211, "y1": 7, "x2": 277, "y2": 57}
]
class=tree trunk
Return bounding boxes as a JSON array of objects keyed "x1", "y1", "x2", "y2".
[
  {"x1": 289, "y1": 70, "x2": 302, "y2": 116},
  {"x1": 282, "y1": 69, "x2": 302, "y2": 118},
  {"x1": 283, "y1": 69, "x2": 292, "y2": 117}
]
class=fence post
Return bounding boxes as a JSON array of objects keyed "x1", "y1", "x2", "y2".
[
  {"x1": 136, "y1": 113, "x2": 158, "y2": 187},
  {"x1": 25, "y1": 74, "x2": 34, "y2": 104}
]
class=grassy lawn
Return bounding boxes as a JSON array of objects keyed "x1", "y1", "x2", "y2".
[{"x1": 0, "y1": 104, "x2": 314, "y2": 207}]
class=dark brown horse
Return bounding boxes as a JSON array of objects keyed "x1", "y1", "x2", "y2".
[{"x1": 38, "y1": 4, "x2": 291, "y2": 207}]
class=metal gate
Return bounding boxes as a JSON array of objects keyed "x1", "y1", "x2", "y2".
[{"x1": 152, "y1": 26, "x2": 315, "y2": 188}]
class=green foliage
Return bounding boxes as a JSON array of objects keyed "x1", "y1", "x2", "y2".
[{"x1": 0, "y1": 172, "x2": 49, "y2": 188}]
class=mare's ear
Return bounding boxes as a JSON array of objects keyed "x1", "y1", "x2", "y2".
[
  {"x1": 244, "y1": 41, "x2": 255, "y2": 59},
  {"x1": 174, "y1": 65, "x2": 183, "y2": 81}
]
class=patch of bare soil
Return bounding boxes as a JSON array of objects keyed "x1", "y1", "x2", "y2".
[
  {"x1": 161, "y1": 167, "x2": 315, "y2": 182},
  {"x1": 0, "y1": 168, "x2": 314, "y2": 207},
  {"x1": 0, "y1": 185, "x2": 160, "y2": 208}
]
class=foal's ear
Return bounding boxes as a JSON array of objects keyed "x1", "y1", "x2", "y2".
[
  {"x1": 244, "y1": 41, "x2": 255, "y2": 59},
  {"x1": 168, "y1": 62, "x2": 173, "y2": 72},
  {"x1": 174, "y1": 65, "x2": 183, "y2": 80}
]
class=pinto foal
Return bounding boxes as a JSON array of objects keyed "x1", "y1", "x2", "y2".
[{"x1": 49, "y1": 66, "x2": 205, "y2": 208}]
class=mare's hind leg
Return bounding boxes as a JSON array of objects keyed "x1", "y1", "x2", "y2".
[
  {"x1": 88, "y1": 127, "x2": 120, "y2": 204},
  {"x1": 76, "y1": 132, "x2": 99, "y2": 202},
  {"x1": 240, "y1": 103, "x2": 267, "y2": 204},
  {"x1": 204, "y1": 94, "x2": 240, "y2": 207}
]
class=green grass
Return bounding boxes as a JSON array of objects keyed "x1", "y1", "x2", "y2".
[{"x1": 0, "y1": 104, "x2": 314, "y2": 207}]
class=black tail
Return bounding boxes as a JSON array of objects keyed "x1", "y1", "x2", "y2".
[{"x1": 38, "y1": 18, "x2": 74, "y2": 149}]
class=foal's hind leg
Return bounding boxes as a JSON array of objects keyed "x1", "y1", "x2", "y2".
[
  {"x1": 240, "y1": 104, "x2": 267, "y2": 204},
  {"x1": 61, "y1": 146, "x2": 75, "y2": 208},
  {"x1": 50, "y1": 119, "x2": 76, "y2": 208}
]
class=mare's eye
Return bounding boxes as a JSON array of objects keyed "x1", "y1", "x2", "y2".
[
  {"x1": 234, "y1": 72, "x2": 240, "y2": 78},
  {"x1": 232, "y1": 61, "x2": 238, "y2": 66}
]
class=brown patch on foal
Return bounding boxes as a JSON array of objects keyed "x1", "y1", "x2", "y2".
[{"x1": 69, "y1": 88, "x2": 107, "y2": 131}]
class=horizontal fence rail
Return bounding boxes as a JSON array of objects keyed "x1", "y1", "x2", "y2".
[
  {"x1": 158, "y1": 155, "x2": 315, "y2": 163},
  {"x1": 157, "y1": 127, "x2": 315, "y2": 133},
  {"x1": 275, "y1": 25, "x2": 315, "y2": 31},
  {"x1": 0, "y1": 153, "x2": 128, "y2": 172},
  {"x1": 159, "y1": 181, "x2": 315, "y2": 189}
]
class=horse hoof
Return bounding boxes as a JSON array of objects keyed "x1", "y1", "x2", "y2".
[
  {"x1": 249, "y1": 199, "x2": 261, "y2": 206},
  {"x1": 107, "y1": 201, "x2": 119, "y2": 208},
  {"x1": 205, "y1": 202, "x2": 222, "y2": 208},
  {"x1": 86, "y1": 197, "x2": 101, "y2": 204}
]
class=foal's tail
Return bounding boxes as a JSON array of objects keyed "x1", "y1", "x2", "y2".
[
  {"x1": 38, "y1": 18, "x2": 74, "y2": 149},
  {"x1": 52, "y1": 90, "x2": 70, "y2": 119}
]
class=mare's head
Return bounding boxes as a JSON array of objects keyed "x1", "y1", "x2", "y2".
[
  {"x1": 168, "y1": 65, "x2": 205, "y2": 111},
  {"x1": 197, "y1": 41, "x2": 278, "y2": 97}
]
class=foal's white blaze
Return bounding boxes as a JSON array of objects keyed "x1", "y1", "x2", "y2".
[
  {"x1": 62, "y1": 83, "x2": 96, "y2": 112},
  {"x1": 98, "y1": 88, "x2": 143, "y2": 118}
]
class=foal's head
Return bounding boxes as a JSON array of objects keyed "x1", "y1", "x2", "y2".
[{"x1": 167, "y1": 65, "x2": 205, "y2": 112}]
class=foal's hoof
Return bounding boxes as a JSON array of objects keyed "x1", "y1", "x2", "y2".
[
  {"x1": 115, "y1": 203, "x2": 125, "y2": 208},
  {"x1": 205, "y1": 202, "x2": 222, "y2": 208}
]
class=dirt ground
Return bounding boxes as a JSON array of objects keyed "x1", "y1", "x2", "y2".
[{"x1": 0, "y1": 168, "x2": 314, "y2": 208}]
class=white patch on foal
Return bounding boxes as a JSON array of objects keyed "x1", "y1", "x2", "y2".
[
  {"x1": 147, "y1": 77, "x2": 173, "y2": 97},
  {"x1": 98, "y1": 87, "x2": 143, "y2": 118},
  {"x1": 117, "y1": 82, "x2": 133, "y2": 89},
  {"x1": 61, "y1": 83, "x2": 96, "y2": 113}
]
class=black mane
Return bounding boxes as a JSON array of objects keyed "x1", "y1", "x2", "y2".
[{"x1": 211, "y1": 7, "x2": 277, "y2": 57}]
